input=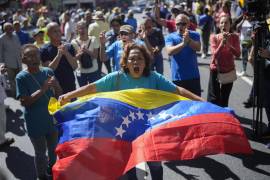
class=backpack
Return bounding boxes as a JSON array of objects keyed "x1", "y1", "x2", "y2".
[{"x1": 75, "y1": 39, "x2": 93, "y2": 69}]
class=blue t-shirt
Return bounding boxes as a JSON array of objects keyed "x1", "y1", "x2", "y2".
[
  {"x1": 95, "y1": 71, "x2": 177, "y2": 93},
  {"x1": 40, "y1": 43, "x2": 76, "y2": 94},
  {"x1": 16, "y1": 67, "x2": 57, "y2": 138},
  {"x1": 106, "y1": 39, "x2": 144, "y2": 72},
  {"x1": 16, "y1": 30, "x2": 30, "y2": 45},
  {"x1": 165, "y1": 31, "x2": 200, "y2": 81},
  {"x1": 124, "y1": 18, "x2": 137, "y2": 32}
]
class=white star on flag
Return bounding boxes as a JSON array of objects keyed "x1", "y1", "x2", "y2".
[
  {"x1": 136, "y1": 110, "x2": 144, "y2": 120},
  {"x1": 115, "y1": 125, "x2": 126, "y2": 138},
  {"x1": 129, "y1": 111, "x2": 136, "y2": 121},
  {"x1": 146, "y1": 112, "x2": 154, "y2": 119},
  {"x1": 159, "y1": 111, "x2": 170, "y2": 119},
  {"x1": 174, "y1": 114, "x2": 186, "y2": 119},
  {"x1": 122, "y1": 116, "x2": 131, "y2": 127}
]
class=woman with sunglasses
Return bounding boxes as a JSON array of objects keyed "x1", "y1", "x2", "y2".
[{"x1": 59, "y1": 43, "x2": 204, "y2": 180}]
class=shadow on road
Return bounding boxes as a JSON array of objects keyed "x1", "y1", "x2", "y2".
[
  {"x1": 233, "y1": 150, "x2": 270, "y2": 177},
  {"x1": 164, "y1": 157, "x2": 240, "y2": 180},
  {"x1": 6, "y1": 109, "x2": 26, "y2": 136},
  {"x1": 0, "y1": 146, "x2": 35, "y2": 180}
]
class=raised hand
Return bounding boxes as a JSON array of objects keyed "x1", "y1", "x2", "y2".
[
  {"x1": 183, "y1": 29, "x2": 190, "y2": 45},
  {"x1": 99, "y1": 31, "x2": 106, "y2": 45}
]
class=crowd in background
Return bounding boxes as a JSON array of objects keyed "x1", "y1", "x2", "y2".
[{"x1": 0, "y1": 0, "x2": 270, "y2": 179}]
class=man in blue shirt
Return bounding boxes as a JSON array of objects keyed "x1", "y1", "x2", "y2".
[
  {"x1": 40, "y1": 22, "x2": 77, "y2": 94},
  {"x1": 100, "y1": 25, "x2": 143, "y2": 71},
  {"x1": 138, "y1": 18, "x2": 165, "y2": 74},
  {"x1": 165, "y1": 14, "x2": 201, "y2": 96},
  {"x1": 199, "y1": 8, "x2": 213, "y2": 59},
  {"x1": 124, "y1": 10, "x2": 137, "y2": 33},
  {"x1": 13, "y1": 21, "x2": 31, "y2": 45}
]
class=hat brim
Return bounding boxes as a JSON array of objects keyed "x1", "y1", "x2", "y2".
[
  {"x1": 120, "y1": 30, "x2": 130, "y2": 33},
  {"x1": 33, "y1": 31, "x2": 44, "y2": 37}
]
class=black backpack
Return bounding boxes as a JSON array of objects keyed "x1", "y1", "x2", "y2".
[{"x1": 75, "y1": 39, "x2": 93, "y2": 69}]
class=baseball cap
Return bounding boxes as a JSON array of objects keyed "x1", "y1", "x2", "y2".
[
  {"x1": 120, "y1": 25, "x2": 133, "y2": 33},
  {"x1": 32, "y1": 29, "x2": 44, "y2": 37}
]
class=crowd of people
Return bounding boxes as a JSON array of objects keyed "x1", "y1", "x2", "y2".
[{"x1": 0, "y1": 0, "x2": 270, "y2": 179}]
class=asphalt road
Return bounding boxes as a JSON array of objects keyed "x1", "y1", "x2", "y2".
[{"x1": 1, "y1": 13, "x2": 270, "y2": 180}]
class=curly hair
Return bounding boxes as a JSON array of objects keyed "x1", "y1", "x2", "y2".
[{"x1": 120, "y1": 43, "x2": 152, "y2": 77}]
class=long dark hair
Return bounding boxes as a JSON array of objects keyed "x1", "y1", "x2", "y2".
[{"x1": 120, "y1": 43, "x2": 152, "y2": 77}]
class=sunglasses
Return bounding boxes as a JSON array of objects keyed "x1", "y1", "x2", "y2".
[
  {"x1": 120, "y1": 31, "x2": 129, "y2": 36},
  {"x1": 176, "y1": 22, "x2": 187, "y2": 26}
]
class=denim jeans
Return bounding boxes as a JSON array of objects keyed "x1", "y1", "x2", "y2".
[
  {"x1": 29, "y1": 131, "x2": 58, "y2": 178},
  {"x1": 151, "y1": 53, "x2": 164, "y2": 75},
  {"x1": 76, "y1": 71, "x2": 101, "y2": 87},
  {"x1": 0, "y1": 104, "x2": 6, "y2": 144},
  {"x1": 201, "y1": 30, "x2": 211, "y2": 55},
  {"x1": 241, "y1": 44, "x2": 250, "y2": 72}
]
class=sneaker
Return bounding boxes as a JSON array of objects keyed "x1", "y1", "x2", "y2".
[
  {"x1": 0, "y1": 138, "x2": 15, "y2": 149},
  {"x1": 201, "y1": 53, "x2": 206, "y2": 59},
  {"x1": 239, "y1": 71, "x2": 248, "y2": 76}
]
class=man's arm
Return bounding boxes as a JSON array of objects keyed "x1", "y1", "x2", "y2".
[
  {"x1": 175, "y1": 86, "x2": 204, "y2": 101},
  {"x1": 19, "y1": 78, "x2": 50, "y2": 107},
  {"x1": 166, "y1": 42, "x2": 186, "y2": 56},
  {"x1": 59, "y1": 83, "x2": 97, "y2": 105},
  {"x1": 99, "y1": 32, "x2": 110, "y2": 62},
  {"x1": 43, "y1": 52, "x2": 62, "y2": 70},
  {"x1": 63, "y1": 45, "x2": 78, "y2": 70}
]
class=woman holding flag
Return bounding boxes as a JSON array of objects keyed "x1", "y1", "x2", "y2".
[{"x1": 59, "y1": 43, "x2": 203, "y2": 179}]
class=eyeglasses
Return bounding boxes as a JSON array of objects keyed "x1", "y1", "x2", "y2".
[
  {"x1": 120, "y1": 31, "x2": 129, "y2": 36},
  {"x1": 127, "y1": 58, "x2": 144, "y2": 63},
  {"x1": 176, "y1": 22, "x2": 187, "y2": 26}
]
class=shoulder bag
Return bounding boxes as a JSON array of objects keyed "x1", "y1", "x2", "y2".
[
  {"x1": 75, "y1": 39, "x2": 93, "y2": 69},
  {"x1": 216, "y1": 51, "x2": 237, "y2": 84}
]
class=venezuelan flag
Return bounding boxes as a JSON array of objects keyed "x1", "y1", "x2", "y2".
[{"x1": 49, "y1": 89, "x2": 252, "y2": 180}]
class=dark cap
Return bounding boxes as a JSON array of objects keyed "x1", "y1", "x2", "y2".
[
  {"x1": 32, "y1": 29, "x2": 44, "y2": 37},
  {"x1": 172, "y1": 5, "x2": 183, "y2": 12}
]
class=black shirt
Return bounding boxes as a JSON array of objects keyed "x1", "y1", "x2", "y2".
[{"x1": 40, "y1": 43, "x2": 76, "y2": 94}]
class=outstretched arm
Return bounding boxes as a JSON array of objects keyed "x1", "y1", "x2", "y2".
[
  {"x1": 58, "y1": 83, "x2": 97, "y2": 105},
  {"x1": 175, "y1": 86, "x2": 204, "y2": 101}
]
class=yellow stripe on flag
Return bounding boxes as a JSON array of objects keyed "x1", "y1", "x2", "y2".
[{"x1": 48, "y1": 89, "x2": 188, "y2": 115}]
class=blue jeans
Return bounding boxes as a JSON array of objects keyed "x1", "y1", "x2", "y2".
[
  {"x1": 151, "y1": 53, "x2": 164, "y2": 75},
  {"x1": 77, "y1": 71, "x2": 101, "y2": 87},
  {"x1": 241, "y1": 44, "x2": 250, "y2": 72},
  {"x1": 29, "y1": 131, "x2": 58, "y2": 178}
]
